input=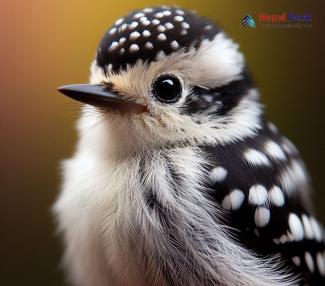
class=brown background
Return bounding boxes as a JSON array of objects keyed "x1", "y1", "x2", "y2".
[{"x1": 1, "y1": 1, "x2": 324, "y2": 285}]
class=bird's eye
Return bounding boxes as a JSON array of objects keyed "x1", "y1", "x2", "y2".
[{"x1": 152, "y1": 74, "x2": 182, "y2": 103}]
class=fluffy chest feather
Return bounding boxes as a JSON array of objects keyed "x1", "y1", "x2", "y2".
[{"x1": 55, "y1": 142, "x2": 296, "y2": 286}]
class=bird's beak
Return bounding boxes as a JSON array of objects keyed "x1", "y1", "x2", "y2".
[{"x1": 58, "y1": 84, "x2": 146, "y2": 113}]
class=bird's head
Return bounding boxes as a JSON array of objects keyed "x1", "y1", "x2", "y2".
[{"x1": 59, "y1": 6, "x2": 263, "y2": 155}]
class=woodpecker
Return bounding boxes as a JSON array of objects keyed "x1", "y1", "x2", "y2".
[{"x1": 54, "y1": 6, "x2": 325, "y2": 286}]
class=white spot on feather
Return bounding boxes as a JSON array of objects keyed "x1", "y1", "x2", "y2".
[
  {"x1": 291, "y1": 161, "x2": 307, "y2": 182},
  {"x1": 254, "y1": 207, "x2": 270, "y2": 227},
  {"x1": 265, "y1": 141, "x2": 286, "y2": 161},
  {"x1": 165, "y1": 22, "x2": 174, "y2": 30},
  {"x1": 278, "y1": 160, "x2": 308, "y2": 195},
  {"x1": 108, "y1": 41, "x2": 118, "y2": 51},
  {"x1": 129, "y1": 44, "x2": 139, "y2": 52},
  {"x1": 268, "y1": 122, "x2": 278, "y2": 133},
  {"x1": 120, "y1": 23, "x2": 128, "y2": 32},
  {"x1": 134, "y1": 12, "x2": 144, "y2": 19},
  {"x1": 279, "y1": 234, "x2": 290, "y2": 244},
  {"x1": 109, "y1": 27, "x2": 117, "y2": 35},
  {"x1": 301, "y1": 215, "x2": 314, "y2": 240},
  {"x1": 155, "y1": 50, "x2": 166, "y2": 60},
  {"x1": 154, "y1": 12, "x2": 164, "y2": 18},
  {"x1": 305, "y1": 252, "x2": 314, "y2": 273},
  {"x1": 282, "y1": 137, "x2": 298, "y2": 155},
  {"x1": 142, "y1": 20, "x2": 151, "y2": 26},
  {"x1": 244, "y1": 149, "x2": 271, "y2": 166},
  {"x1": 143, "y1": 8, "x2": 153, "y2": 13},
  {"x1": 174, "y1": 15, "x2": 184, "y2": 22},
  {"x1": 157, "y1": 33, "x2": 167, "y2": 41},
  {"x1": 170, "y1": 40, "x2": 179, "y2": 50},
  {"x1": 209, "y1": 167, "x2": 227, "y2": 183},
  {"x1": 145, "y1": 42, "x2": 153, "y2": 49},
  {"x1": 130, "y1": 31, "x2": 140, "y2": 40},
  {"x1": 292, "y1": 256, "x2": 301, "y2": 266},
  {"x1": 288, "y1": 213, "x2": 304, "y2": 241},
  {"x1": 129, "y1": 21, "x2": 139, "y2": 30},
  {"x1": 249, "y1": 185, "x2": 268, "y2": 206},
  {"x1": 310, "y1": 217, "x2": 323, "y2": 242},
  {"x1": 115, "y1": 18, "x2": 123, "y2": 25},
  {"x1": 157, "y1": 25, "x2": 166, "y2": 32},
  {"x1": 119, "y1": 37, "x2": 126, "y2": 45},
  {"x1": 317, "y1": 252, "x2": 325, "y2": 276},
  {"x1": 162, "y1": 10, "x2": 171, "y2": 16},
  {"x1": 175, "y1": 9, "x2": 184, "y2": 15},
  {"x1": 181, "y1": 22, "x2": 190, "y2": 29},
  {"x1": 273, "y1": 238, "x2": 280, "y2": 244},
  {"x1": 142, "y1": 30, "x2": 151, "y2": 37},
  {"x1": 222, "y1": 189, "x2": 245, "y2": 210},
  {"x1": 269, "y1": 186, "x2": 285, "y2": 207}
]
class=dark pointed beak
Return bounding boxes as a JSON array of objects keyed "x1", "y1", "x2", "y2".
[{"x1": 58, "y1": 84, "x2": 146, "y2": 113}]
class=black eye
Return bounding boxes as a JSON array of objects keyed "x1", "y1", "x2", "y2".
[{"x1": 152, "y1": 74, "x2": 182, "y2": 103}]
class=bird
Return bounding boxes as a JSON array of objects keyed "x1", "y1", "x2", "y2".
[{"x1": 54, "y1": 5, "x2": 325, "y2": 286}]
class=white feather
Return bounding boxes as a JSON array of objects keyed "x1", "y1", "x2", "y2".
[{"x1": 53, "y1": 110, "x2": 297, "y2": 285}]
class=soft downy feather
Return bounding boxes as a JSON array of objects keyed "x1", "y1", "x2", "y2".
[{"x1": 53, "y1": 108, "x2": 298, "y2": 286}]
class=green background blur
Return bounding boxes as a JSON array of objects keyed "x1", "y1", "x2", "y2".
[{"x1": 1, "y1": 0, "x2": 324, "y2": 285}]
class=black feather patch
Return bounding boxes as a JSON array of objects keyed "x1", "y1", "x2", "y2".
[{"x1": 182, "y1": 69, "x2": 253, "y2": 117}]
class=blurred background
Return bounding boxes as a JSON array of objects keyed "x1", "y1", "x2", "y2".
[{"x1": 1, "y1": 0, "x2": 324, "y2": 285}]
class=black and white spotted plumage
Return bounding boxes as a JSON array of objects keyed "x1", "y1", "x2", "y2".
[
  {"x1": 202, "y1": 122, "x2": 325, "y2": 284},
  {"x1": 56, "y1": 5, "x2": 325, "y2": 286},
  {"x1": 97, "y1": 7, "x2": 219, "y2": 73}
]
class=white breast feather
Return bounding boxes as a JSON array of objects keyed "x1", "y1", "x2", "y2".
[{"x1": 53, "y1": 111, "x2": 297, "y2": 286}]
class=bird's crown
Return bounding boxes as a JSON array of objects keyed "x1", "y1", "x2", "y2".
[{"x1": 96, "y1": 6, "x2": 219, "y2": 74}]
